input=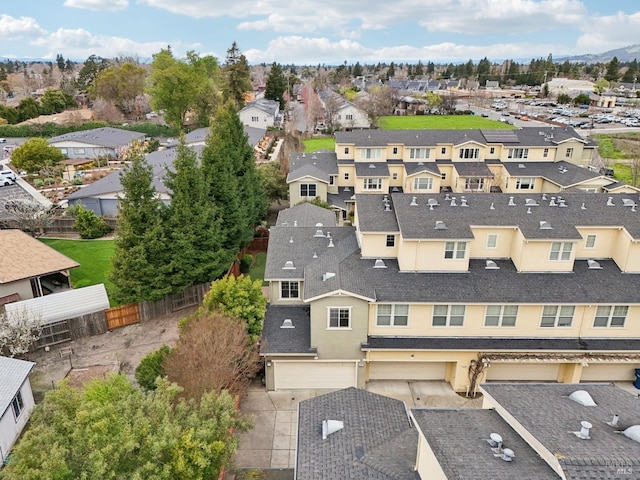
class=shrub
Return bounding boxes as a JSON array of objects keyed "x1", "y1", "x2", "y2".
[
  {"x1": 44, "y1": 177, "x2": 55, "y2": 186},
  {"x1": 135, "y1": 345, "x2": 173, "y2": 390},
  {"x1": 72, "y1": 178, "x2": 83, "y2": 185},
  {"x1": 68, "y1": 204, "x2": 112, "y2": 239},
  {"x1": 240, "y1": 254, "x2": 253, "y2": 273},
  {"x1": 33, "y1": 179, "x2": 45, "y2": 188}
]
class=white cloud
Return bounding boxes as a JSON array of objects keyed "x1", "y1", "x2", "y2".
[
  {"x1": 245, "y1": 37, "x2": 372, "y2": 64},
  {"x1": 575, "y1": 11, "x2": 640, "y2": 52},
  {"x1": 0, "y1": 14, "x2": 46, "y2": 39},
  {"x1": 63, "y1": 0, "x2": 129, "y2": 12}
]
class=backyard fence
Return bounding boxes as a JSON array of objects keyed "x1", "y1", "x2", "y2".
[
  {"x1": 43, "y1": 217, "x2": 118, "y2": 236},
  {"x1": 105, "y1": 304, "x2": 140, "y2": 330}
]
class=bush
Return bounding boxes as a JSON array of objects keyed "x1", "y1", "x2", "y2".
[
  {"x1": 33, "y1": 179, "x2": 45, "y2": 188},
  {"x1": 72, "y1": 178, "x2": 83, "y2": 185},
  {"x1": 68, "y1": 204, "x2": 112, "y2": 239},
  {"x1": 240, "y1": 254, "x2": 253, "y2": 273},
  {"x1": 44, "y1": 177, "x2": 55, "y2": 186},
  {"x1": 135, "y1": 345, "x2": 173, "y2": 390}
]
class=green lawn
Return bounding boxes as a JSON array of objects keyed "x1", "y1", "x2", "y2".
[
  {"x1": 379, "y1": 115, "x2": 514, "y2": 130},
  {"x1": 302, "y1": 137, "x2": 336, "y2": 152},
  {"x1": 247, "y1": 252, "x2": 267, "y2": 286},
  {"x1": 39, "y1": 238, "x2": 116, "y2": 301}
]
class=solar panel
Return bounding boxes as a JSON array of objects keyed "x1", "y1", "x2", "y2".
[{"x1": 481, "y1": 130, "x2": 519, "y2": 143}]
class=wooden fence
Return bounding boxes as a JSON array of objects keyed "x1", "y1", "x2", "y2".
[
  {"x1": 43, "y1": 217, "x2": 118, "y2": 236},
  {"x1": 105, "y1": 304, "x2": 140, "y2": 330}
]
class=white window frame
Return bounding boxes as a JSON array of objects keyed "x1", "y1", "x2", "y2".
[
  {"x1": 593, "y1": 306, "x2": 628, "y2": 327},
  {"x1": 410, "y1": 148, "x2": 430, "y2": 159},
  {"x1": 280, "y1": 281, "x2": 300, "y2": 299},
  {"x1": 363, "y1": 178, "x2": 382, "y2": 191},
  {"x1": 327, "y1": 307, "x2": 351, "y2": 329},
  {"x1": 459, "y1": 148, "x2": 480, "y2": 159},
  {"x1": 346, "y1": 114, "x2": 353, "y2": 120},
  {"x1": 566, "y1": 147, "x2": 574, "y2": 158},
  {"x1": 376, "y1": 304, "x2": 409, "y2": 326},
  {"x1": 464, "y1": 177, "x2": 484, "y2": 191},
  {"x1": 300, "y1": 183, "x2": 317, "y2": 197},
  {"x1": 444, "y1": 241, "x2": 466, "y2": 259},
  {"x1": 329, "y1": 175, "x2": 335, "y2": 185},
  {"x1": 508, "y1": 148, "x2": 529, "y2": 159},
  {"x1": 11, "y1": 391, "x2": 24, "y2": 420},
  {"x1": 73, "y1": 148, "x2": 85, "y2": 155},
  {"x1": 549, "y1": 242, "x2": 572, "y2": 261},
  {"x1": 413, "y1": 177, "x2": 433, "y2": 190},
  {"x1": 251, "y1": 116, "x2": 259, "y2": 122},
  {"x1": 486, "y1": 234, "x2": 497, "y2": 249},
  {"x1": 515, "y1": 177, "x2": 535, "y2": 190},
  {"x1": 540, "y1": 305, "x2": 575, "y2": 327},
  {"x1": 484, "y1": 305, "x2": 518, "y2": 327},
  {"x1": 432, "y1": 305, "x2": 465, "y2": 326},
  {"x1": 585, "y1": 235, "x2": 596, "y2": 248},
  {"x1": 386, "y1": 235, "x2": 395, "y2": 247},
  {"x1": 360, "y1": 148, "x2": 381, "y2": 160},
  {"x1": 543, "y1": 148, "x2": 549, "y2": 158}
]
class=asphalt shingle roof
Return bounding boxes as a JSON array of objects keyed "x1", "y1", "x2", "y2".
[
  {"x1": 327, "y1": 187, "x2": 356, "y2": 210},
  {"x1": 481, "y1": 383, "x2": 640, "y2": 480},
  {"x1": 502, "y1": 161, "x2": 600, "y2": 187},
  {"x1": 0, "y1": 356, "x2": 34, "y2": 417},
  {"x1": 276, "y1": 203, "x2": 337, "y2": 227},
  {"x1": 48, "y1": 127, "x2": 145, "y2": 148},
  {"x1": 261, "y1": 305, "x2": 315, "y2": 355},
  {"x1": 183, "y1": 125, "x2": 266, "y2": 146},
  {"x1": 296, "y1": 388, "x2": 419, "y2": 480},
  {"x1": 287, "y1": 151, "x2": 338, "y2": 183},
  {"x1": 354, "y1": 162, "x2": 390, "y2": 177},
  {"x1": 411, "y1": 409, "x2": 560, "y2": 480}
]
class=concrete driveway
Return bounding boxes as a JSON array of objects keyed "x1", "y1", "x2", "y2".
[{"x1": 232, "y1": 380, "x2": 480, "y2": 470}]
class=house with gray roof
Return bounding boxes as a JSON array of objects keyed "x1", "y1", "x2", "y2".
[
  {"x1": 48, "y1": 127, "x2": 146, "y2": 160},
  {"x1": 239, "y1": 98, "x2": 280, "y2": 129},
  {"x1": 0, "y1": 356, "x2": 35, "y2": 464}
]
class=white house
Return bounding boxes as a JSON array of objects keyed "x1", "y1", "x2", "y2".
[
  {"x1": 0, "y1": 356, "x2": 35, "y2": 464},
  {"x1": 239, "y1": 99, "x2": 280, "y2": 129},
  {"x1": 333, "y1": 101, "x2": 370, "y2": 130}
]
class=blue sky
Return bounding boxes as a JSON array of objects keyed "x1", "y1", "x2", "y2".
[{"x1": 2, "y1": 0, "x2": 640, "y2": 64}]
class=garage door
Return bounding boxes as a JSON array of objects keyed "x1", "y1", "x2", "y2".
[
  {"x1": 580, "y1": 364, "x2": 638, "y2": 382},
  {"x1": 486, "y1": 363, "x2": 560, "y2": 382},
  {"x1": 273, "y1": 361, "x2": 357, "y2": 390},
  {"x1": 369, "y1": 362, "x2": 447, "y2": 381}
]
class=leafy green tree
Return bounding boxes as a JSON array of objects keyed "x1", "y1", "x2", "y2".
[
  {"x1": 55, "y1": 54, "x2": 65, "y2": 72},
  {"x1": 10, "y1": 137, "x2": 65, "y2": 174},
  {"x1": 594, "y1": 78, "x2": 610, "y2": 94},
  {"x1": 221, "y1": 41, "x2": 252, "y2": 108},
  {"x1": 40, "y1": 88, "x2": 73, "y2": 115},
  {"x1": 163, "y1": 141, "x2": 229, "y2": 290},
  {"x1": 573, "y1": 92, "x2": 591, "y2": 106},
  {"x1": 93, "y1": 62, "x2": 146, "y2": 114},
  {"x1": 352, "y1": 61, "x2": 363, "y2": 77},
  {"x1": 201, "y1": 275, "x2": 267, "y2": 342},
  {"x1": 16, "y1": 96, "x2": 40, "y2": 122},
  {"x1": 605, "y1": 56, "x2": 620, "y2": 82},
  {"x1": 257, "y1": 162, "x2": 288, "y2": 202},
  {"x1": 188, "y1": 52, "x2": 221, "y2": 127},
  {"x1": 135, "y1": 345, "x2": 172, "y2": 390},
  {"x1": 622, "y1": 59, "x2": 638, "y2": 83},
  {"x1": 67, "y1": 204, "x2": 111, "y2": 239},
  {"x1": 1, "y1": 374, "x2": 244, "y2": 480},
  {"x1": 109, "y1": 154, "x2": 170, "y2": 304},
  {"x1": 264, "y1": 62, "x2": 287, "y2": 110},
  {"x1": 557, "y1": 93, "x2": 571, "y2": 104}
]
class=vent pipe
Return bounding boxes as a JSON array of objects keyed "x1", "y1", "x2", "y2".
[
  {"x1": 607, "y1": 414, "x2": 620, "y2": 427},
  {"x1": 578, "y1": 421, "x2": 592, "y2": 440},
  {"x1": 501, "y1": 448, "x2": 515, "y2": 462}
]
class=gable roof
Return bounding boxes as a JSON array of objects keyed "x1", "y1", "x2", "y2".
[
  {"x1": 241, "y1": 98, "x2": 279, "y2": 117},
  {"x1": 48, "y1": 127, "x2": 145, "y2": 148},
  {"x1": 184, "y1": 125, "x2": 266, "y2": 147},
  {"x1": 276, "y1": 202, "x2": 337, "y2": 227},
  {"x1": 296, "y1": 387, "x2": 419, "y2": 480},
  {"x1": 501, "y1": 161, "x2": 600, "y2": 187},
  {"x1": 0, "y1": 356, "x2": 35, "y2": 417},
  {"x1": 261, "y1": 305, "x2": 315, "y2": 355},
  {"x1": 287, "y1": 151, "x2": 338, "y2": 183},
  {"x1": 0, "y1": 230, "x2": 79, "y2": 284}
]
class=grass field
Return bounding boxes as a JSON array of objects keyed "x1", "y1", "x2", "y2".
[
  {"x1": 247, "y1": 252, "x2": 267, "y2": 286},
  {"x1": 302, "y1": 137, "x2": 336, "y2": 152},
  {"x1": 39, "y1": 238, "x2": 116, "y2": 301},
  {"x1": 379, "y1": 115, "x2": 513, "y2": 130}
]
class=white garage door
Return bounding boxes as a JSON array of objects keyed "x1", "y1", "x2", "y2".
[
  {"x1": 580, "y1": 364, "x2": 638, "y2": 382},
  {"x1": 369, "y1": 362, "x2": 447, "y2": 381},
  {"x1": 273, "y1": 361, "x2": 357, "y2": 390},
  {"x1": 486, "y1": 363, "x2": 560, "y2": 382}
]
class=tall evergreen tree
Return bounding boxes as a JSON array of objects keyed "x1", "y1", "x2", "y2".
[
  {"x1": 605, "y1": 56, "x2": 621, "y2": 82},
  {"x1": 264, "y1": 63, "x2": 287, "y2": 110},
  {"x1": 109, "y1": 155, "x2": 170, "y2": 304},
  {"x1": 221, "y1": 42, "x2": 252, "y2": 108},
  {"x1": 622, "y1": 59, "x2": 638, "y2": 83},
  {"x1": 164, "y1": 141, "x2": 228, "y2": 289}
]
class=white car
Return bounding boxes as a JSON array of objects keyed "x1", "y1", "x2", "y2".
[
  {"x1": 0, "y1": 176, "x2": 14, "y2": 187},
  {"x1": 0, "y1": 138, "x2": 6, "y2": 143},
  {"x1": 1, "y1": 168, "x2": 17, "y2": 183}
]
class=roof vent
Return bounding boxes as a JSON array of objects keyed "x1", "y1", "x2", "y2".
[
  {"x1": 485, "y1": 260, "x2": 500, "y2": 270},
  {"x1": 445, "y1": 193, "x2": 451, "y2": 201},
  {"x1": 281, "y1": 319, "x2": 295, "y2": 329},
  {"x1": 312, "y1": 252, "x2": 318, "y2": 259},
  {"x1": 607, "y1": 196, "x2": 615, "y2": 207},
  {"x1": 574, "y1": 421, "x2": 592, "y2": 440},
  {"x1": 294, "y1": 220, "x2": 298, "y2": 227},
  {"x1": 623, "y1": 198, "x2": 635, "y2": 207},
  {"x1": 428, "y1": 198, "x2": 439, "y2": 207},
  {"x1": 326, "y1": 231, "x2": 332, "y2": 239},
  {"x1": 373, "y1": 259, "x2": 387, "y2": 269},
  {"x1": 460, "y1": 196, "x2": 468, "y2": 207},
  {"x1": 450, "y1": 197, "x2": 457, "y2": 207},
  {"x1": 315, "y1": 222, "x2": 324, "y2": 227},
  {"x1": 384, "y1": 204, "x2": 392, "y2": 212},
  {"x1": 487, "y1": 433, "x2": 503, "y2": 451},
  {"x1": 539, "y1": 221, "x2": 553, "y2": 230},
  {"x1": 526, "y1": 207, "x2": 532, "y2": 214},
  {"x1": 549, "y1": 197, "x2": 557, "y2": 207},
  {"x1": 587, "y1": 259, "x2": 603, "y2": 270},
  {"x1": 607, "y1": 414, "x2": 620, "y2": 428},
  {"x1": 383, "y1": 195, "x2": 389, "y2": 203},
  {"x1": 581, "y1": 202, "x2": 586, "y2": 210},
  {"x1": 322, "y1": 272, "x2": 336, "y2": 281},
  {"x1": 289, "y1": 236, "x2": 294, "y2": 243},
  {"x1": 392, "y1": 187, "x2": 400, "y2": 192},
  {"x1": 525, "y1": 198, "x2": 538, "y2": 206},
  {"x1": 369, "y1": 163, "x2": 376, "y2": 169},
  {"x1": 499, "y1": 448, "x2": 515, "y2": 462},
  {"x1": 283, "y1": 261, "x2": 295, "y2": 270},
  {"x1": 322, "y1": 419, "x2": 344, "y2": 440},
  {"x1": 490, "y1": 202, "x2": 495, "y2": 210},
  {"x1": 623, "y1": 425, "x2": 640, "y2": 444},
  {"x1": 542, "y1": 193, "x2": 548, "y2": 201},
  {"x1": 417, "y1": 161, "x2": 425, "y2": 166},
  {"x1": 410, "y1": 196, "x2": 418, "y2": 206},
  {"x1": 344, "y1": 186, "x2": 351, "y2": 192},
  {"x1": 518, "y1": 163, "x2": 526, "y2": 168},
  {"x1": 314, "y1": 229, "x2": 325, "y2": 237},
  {"x1": 327, "y1": 239, "x2": 334, "y2": 248},
  {"x1": 508, "y1": 196, "x2": 516, "y2": 206},
  {"x1": 569, "y1": 390, "x2": 597, "y2": 406},
  {"x1": 558, "y1": 198, "x2": 567, "y2": 207},
  {"x1": 435, "y1": 220, "x2": 448, "y2": 230}
]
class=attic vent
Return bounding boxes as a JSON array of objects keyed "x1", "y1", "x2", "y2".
[
  {"x1": 607, "y1": 196, "x2": 615, "y2": 207},
  {"x1": 327, "y1": 239, "x2": 334, "y2": 248},
  {"x1": 434, "y1": 220, "x2": 448, "y2": 230},
  {"x1": 525, "y1": 198, "x2": 538, "y2": 206},
  {"x1": 322, "y1": 419, "x2": 344, "y2": 440},
  {"x1": 280, "y1": 319, "x2": 295, "y2": 329},
  {"x1": 623, "y1": 198, "x2": 635, "y2": 207},
  {"x1": 283, "y1": 261, "x2": 295, "y2": 270},
  {"x1": 373, "y1": 259, "x2": 387, "y2": 269},
  {"x1": 322, "y1": 272, "x2": 336, "y2": 281},
  {"x1": 570, "y1": 390, "x2": 597, "y2": 406},
  {"x1": 369, "y1": 163, "x2": 376, "y2": 169},
  {"x1": 428, "y1": 198, "x2": 439, "y2": 207},
  {"x1": 392, "y1": 187, "x2": 400, "y2": 192},
  {"x1": 485, "y1": 260, "x2": 500, "y2": 270},
  {"x1": 508, "y1": 196, "x2": 516, "y2": 206},
  {"x1": 518, "y1": 163, "x2": 526, "y2": 168},
  {"x1": 410, "y1": 196, "x2": 418, "y2": 206},
  {"x1": 315, "y1": 222, "x2": 324, "y2": 227},
  {"x1": 539, "y1": 221, "x2": 553, "y2": 230},
  {"x1": 574, "y1": 421, "x2": 592, "y2": 440},
  {"x1": 587, "y1": 259, "x2": 603, "y2": 270},
  {"x1": 623, "y1": 425, "x2": 640, "y2": 444},
  {"x1": 344, "y1": 186, "x2": 351, "y2": 192}
]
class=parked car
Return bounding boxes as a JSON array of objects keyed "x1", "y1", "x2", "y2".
[
  {"x1": 0, "y1": 167, "x2": 17, "y2": 182},
  {"x1": 0, "y1": 138, "x2": 6, "y2": 143},
  {"x1": 600, "y1": 167, "x2": 615, "y2": 177},
  {"x1": 0, "y1": 176, "x2": 14, "y2": 187}
]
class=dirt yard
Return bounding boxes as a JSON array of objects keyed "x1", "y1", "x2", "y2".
[{"x1": 25, "y1": 306, "x2": 197, "y2": 400}]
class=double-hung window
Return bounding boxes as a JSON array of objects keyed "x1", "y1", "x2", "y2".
[
  {"x1": 486, "y1": 234, "x2": 497, "y2": 249},
  {"x1": 363, "y1": 178, "x2": 382, "y2": 190},
  {"x1": 585, "y1": 235, "x2": 596, "y2": 248},
  {"x1": 410, "y1": 148, "x2": 430, "y2": 159},
  {"x1": 593, "y1": 306, "x2": 628, "y2": 327},
  {"x1": 386, "y1": 235, "x2": 395, "y2": 247},
  {"x1": 376, "y1": 304, "x2": 409, "y2": 326},
  {"x1": 484, "y1": 305, "x2": 518, "y2": 327},
  {"x1": 360, "y1": 148, "x2": 381, "y2": 160},
  {"x1": 413, "y1": 177, "x2": 433, "y2": 190},
  {"x1": 540, "y1": 305, "x2": 574, "y2": 327},
  {"x1": 280, "y1": 281, "x2": 299, "y2": 299},
  {"x1": 328, "y1": 307, "x2": 351, "y2": 329},
  {"x1": 432, "y1": 305, "x2": 465, "y2": 326},
  {"x1": 515, "y1": 177, "x2": 535, "y2": 190},
  {"x1": 465, "y1": 177, "x2": 484, "y2": 191},
  {"x1": 459, "y1": 148, "x2": 479, "y2": 159},
  {"x1": 508, "y1": 148, "x2": 529, "y2": 159},
  {"x1": 300, "y1": 183, "x2": 316, "y2": 197},
  {"x1": 11, "y1": 391, "x2": 24, "y2": 420},
  {"x1": 566, "y1": 147, "x2": 573, "y2": 158},
  {"x1": 549, "y1": 242, "x2": 572, "y2": 261},
  {"x1": 444, "y1": 241, "x2": 466, "y2": 259}
]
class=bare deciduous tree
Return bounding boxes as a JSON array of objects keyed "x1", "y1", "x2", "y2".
[
  {"x1": 0, "y1": 194, "x2": 58, "y2": 236},
  {"x1": 0, "y1": 308, "x2": 42, "y2": 357},
  {"x1": 355, "y1": 84, "x2": 396, "y2": 128}
]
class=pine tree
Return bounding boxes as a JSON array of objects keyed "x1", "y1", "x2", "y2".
[
  {"x1": 264, "y1": 63, "x2": 287, "y2": 110},
  {"x1": 221, "y1": 42, "x2": 252, "y2": 108},
  {"x1": 605, "y1": 56, "x2": 621, "y2": 82}
]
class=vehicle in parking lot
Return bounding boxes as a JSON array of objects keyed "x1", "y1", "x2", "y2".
[
  {"x1": 0, "y1": 138, "x2": 6, "y2": 143},
  {"x1": 0, "y1": 177, "x2": 14, "y2": 187},
  {"x1": 0, "y1": 167, "x2": 17, "y2": 182}
]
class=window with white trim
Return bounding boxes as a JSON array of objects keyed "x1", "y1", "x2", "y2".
[
  {"x1": 444, "y1": 241, "x2": 466, "y2": 259},
  {"x1": 508, "y1": 148, "x2": 529, "y2": 159},
  {"x1": 464, "y1": 177, "x2": 484, "y2": 191},
  {"x1": 392, "y1": 147, "x2": 398, "y2": 154},
  {"x1": 484, "y1": 305, "x2": 518, "y2": 327},
  {"x1": 413, "y1": 177, "x2": 433, "y2": 190},
  {"x1": 360, "y1": 148, "x2": 382, "y2": 160},
  {"x1": 549, "y1": 242, "x2": 572, "y2": 261},
  {"x1": 593, "y1": 306, "x2": 628, "y2": 327},
  {"x1": 386, "y1": 235, "x2": 395, "y2": 247},
  {"x1": 73, "y1": 148, "x2": 85, "y2": 155},
  {"x1": 489, "y1": 147, "x2": 495, "y2": 155},
  {"x1": 300, "y1": 183, "x2": 317, "y2": 197},
  {"x1": 486, "y1": 234, "x2": 497, "y2": 248},
  {"x1": 11, "y1": 391, "x2": 24, "y2": 420},
  {"x1": 251, "y1": 116, "x2": 259, "y2": 122},
  {"x1": 344, "y1": 147, "x2": 350, "y2": 155},
  {"x1": 515, "y1": 177, "x2": 535, "y2": 190},
  {"x1": 432, "y1": 305, "x2": 465, "y2": 326},
  {"x1": 344, "y1": 172, "x2": 349, "y2": 180},
  {"x1": 376, "y1": 304, "x2": 409, "y2": 326},
  {"x1": 585, "y1": 235, "x2": 596, "y2": 248},
  {"x1": 280, "y1": 281, "x2": 299, "y2": 299},
  {"x1": 329, "y1": 175, "x2": 335, "y2": 185},
  {"x1": 59, "y1": 148, "x2": 68, "y2": 155},
  {"x1": 410, "y1": 148, "x2": 430, "y2": 159},
  {"x1": 346, "y1": 114, "x2": 353, "y2": 120},
  {"x1": 328, "y1": 307, "x2": 351, "y2": 328},
  {"x1": 363, "y1": 178, "x2": 382, "y2": 190},
  {"x1": 540, "y1": 305, "x2": 574, "y2": 327},
  {"x1": 566, "y1": 147, "x2": 573, "y2": 158},
  {"x1": 459, "y1": 148, "x2": 480, "y2": 159},
  {"x1": 441, "y1": 147, "x2": 446, "y2": 155},
  {"x1": 543, "y1": 148, "x2": 549, "y2": 158}
]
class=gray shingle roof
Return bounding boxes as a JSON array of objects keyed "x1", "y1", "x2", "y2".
[
  {"x1": 327, "y1": 187, "x2": 356, "y2": 210},
  {"x1": 184, "y1": 125, "x2": 266, "y2": 147},
  {"x1": 0, "y1": 356, "x2": 34, "y2": 417},
  {"x1": 355, "y1": 194, "x2": 399, "y2": 233},
  {"x1": 261, "y1": 305, "x2": 315, "y2": 355},
  {"x1": 502, "y1": 161, "x2": 600, "y2": 187},
  {"x1": 481, "y1": 383, "x2": 640, "y2": 480},
  {"x1": 242, "y1": 98, "x2": 279, "y2": 117},
  {"x1": 403, "y1": 161, "x2": 441, "y2": 177},
  {"x1": 296, "y1": 388, "x2": 419, "y2": 480},
  {"x1": 411, "y1": 409, "x2": 560, "y2": 480},
  {"x1": 287, "y1": 151, "x2": 338, "y2": 183},
  {"x1": 453, "y1": 161, "x2": 494, "y2": 177},
  {"x1": 276, "y1": 203, "x2": 337, "y2": 228},
  {"x1": 48, "y1": 127, "x2": 145, "y2": 148},
  {"x1": 354, "y1": 162, "x2": 390, "y2": 177}
]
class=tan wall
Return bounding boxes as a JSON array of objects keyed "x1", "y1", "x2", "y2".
[
  {"x1": 289, "y1": 179, "x2": 328, "y2": 205},
  {"x1": 353, "y1": 176, "x2": 389, "y2": 194},
  {"x1": 337, "y1": 164, "x2": 356, "y2": 188},
  {"x1": 336, "y1": 143, "x2": 355, "y2": 161},
  {"x1": 388, "y1": 165, "x2": 405, "y2": 188},
  {"x1": 360, "y1": 232, "x2": 398, "y2": 258},
  {"x1": 620, "y1": 240, "x2": 640, "y2": 273},
  {"x1": 574, "y1": 227, "x2": 617, "y2": 258},
  {"x1": 0, "y1": 279, "x2": 34, "y2": 301},
  {"x1": 468, "y1": 227, "x2": 515, "y2": 258},
  {"x1": 262, "y1": 355, "x2": 318, "y2": 390},
  {"x1": 398, "y1": 240, "x2": 469, "y2": 272},
  {"x1": 612, "y1": 229, "x2": 634, "y2": 272},
  {"x1": 514, "y1": 240, "x2": 575, "y2": 272},
  {"x1": 415, "y1": 435, "x2": 448, "y2": 480},
  {"x1": 268, "y1": 280, "x2": 305, "y2": 305},
  {"x1": 555, "y1": 141, "x2": 585, "y2": 165},
  {"x1": 309, "y1": 295, "x2": 368, "y2": 359},
  {"x1": 578, "y1": 305, "x2": 640, "y2": 337}
]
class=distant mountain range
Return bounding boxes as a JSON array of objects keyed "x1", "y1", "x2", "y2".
[{"x1": 558, "y1": 44, "x2": 640, "y2": 63}]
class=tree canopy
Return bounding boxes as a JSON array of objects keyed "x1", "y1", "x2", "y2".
[
  {"x1": 264, "y1": 62, "x2": 287, "y2": 110},
  {"x1": 10, "y1": 137, "x2": 65, "y2": 174},
  {"x1": 93, "y1": 62, "x2": 146, "y2": 114},
  {"x1": 0, "y1": 374, "x2": 244, "y2": 480},
  {"x1": 221, "y1": 42, "x2": 252, "y2": 108}
]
